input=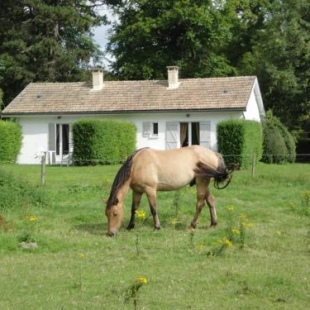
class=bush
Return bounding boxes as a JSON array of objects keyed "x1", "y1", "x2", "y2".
[
  {"x1": 261, "y1": 112, "x2": 296, "y2": 164},
  {"x1": 72, "y1": 119, "x2": 136, "y2": 165},
  {"x1": 217, "y1": 120, "x2": 263, "y2": 169},
  {"x1": 0, "y1": 120, "x2": 22, "y2": 163}
]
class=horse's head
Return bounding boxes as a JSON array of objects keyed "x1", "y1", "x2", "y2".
[{"x1": 105, "y1": 198, "x2": 124, "y2": 237}]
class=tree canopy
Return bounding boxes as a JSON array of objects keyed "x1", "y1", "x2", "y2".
[
  {"x1": 106, "y1": 0, "x2": 310, "y2": 133},
  {"x1": 0, "y1": 0, "x2": 108, "y2": 105},
  {"x1": 1, "y1": 0, "x2": 309, "y2": 135}
]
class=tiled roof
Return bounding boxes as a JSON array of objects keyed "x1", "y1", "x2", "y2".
[{"x1": 1, "y1": 76, "x2": 257, "y2": 115}]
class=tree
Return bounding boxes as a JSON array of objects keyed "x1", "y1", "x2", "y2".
[
  {"x1": 0, "y1": 0, "x2": 108, "y2": 106},
  {"x1": 107, "y1": 0, "x2": 235, "y2": 80},
  {"x1": 253, "y1": 0, "x2": 310, "y2": 133}
]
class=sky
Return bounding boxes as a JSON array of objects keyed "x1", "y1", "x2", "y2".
[{"x1": 92, "y1": 5, "x2": 117, "y2": 67}]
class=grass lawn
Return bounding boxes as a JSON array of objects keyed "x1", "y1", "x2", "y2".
[{"x1": 0, "y1": 163, "x2": 310, "y2": 309}]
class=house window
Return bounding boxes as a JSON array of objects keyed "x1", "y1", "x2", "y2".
[
  {"x1": 143, "y1": 122, "x2": 158, "y2": 137},
  {"x1": 152, "y1": 122, "x2": 158, "y2": 136},
  {"x1": 56, "y1": 124, "x2": 70, "y2": 156},
  {"x1": 180, "y1": 122, "x2": 200, "y2": 146}
]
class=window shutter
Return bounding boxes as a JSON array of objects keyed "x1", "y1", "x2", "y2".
[
  {"x1": 142, "y1": 122, "x2": 151, "y2": 137},
  {"x1": 48, "y1": 123, "x2": 56, "y2": 151},
  {"x1": 166, "y1": 122, "x2": 178, "y2": 149},
  {"x1": 200, "y1": 121, "x2": 211, "y2": 148}
]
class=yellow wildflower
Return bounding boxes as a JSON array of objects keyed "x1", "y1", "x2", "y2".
[
  {"x1": 227, "y1": 205, "x2": 235, "y2": 212},
  {"x1": 78, "y1": 253, "x2": 85, "y2": 258},
  {"x1": 27, "y1": 215, "x2": 37, "y2": 222},
  {"x1": 197, "y1": 244, "x2": 205, "y2": 252},
  {"x1": 231, "y1": 227, "x2": 240, "y2": 235},
  {"x1": 136, "y1": 277, "x2": 147, "y2": 285},
  {"x1": 135, "y1": 209, "x2": 146, "y2": 221},
  {"x1": 223, "y1": 238, "x2": 233, "y2": 247}
]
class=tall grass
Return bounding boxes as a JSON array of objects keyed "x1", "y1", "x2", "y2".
[{"x1": 0, "y1": 163, "x2": 309, "y2": 309}]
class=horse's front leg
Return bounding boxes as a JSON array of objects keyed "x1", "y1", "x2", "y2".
[
  {"x1": 145, "y1": 188, "x2": 160, "y2": 230},
  {"x1": 127, "y1": 191, "x2": 142, "y2": 230}
]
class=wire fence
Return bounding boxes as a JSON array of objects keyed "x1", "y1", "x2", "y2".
[{"x1": 1, "y1": 152, "x2": 310, "y2": 187}]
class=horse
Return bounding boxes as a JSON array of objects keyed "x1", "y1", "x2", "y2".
[{"x1": 105, "y1": 145, "x2": 233, "y2": 236}]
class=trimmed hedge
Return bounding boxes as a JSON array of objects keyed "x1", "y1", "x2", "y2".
[
  {"x1": 217, "y1": 120, "x2": 263, "y2": 169},
  {"x1": 0, "y1": 120, "x2": 22, "y2": 163},
  {"x1": 72, "y1": 119, "x2": 136, "y2": 165},
  {"x1": 262, "y1": 112, "x2": 296, "y2": 164}
]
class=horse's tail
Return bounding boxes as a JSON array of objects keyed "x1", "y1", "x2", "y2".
[
  {"x1": 194, "y1": 155, "x2": 234, "y2": 190},
  {"x1": 106, "y1": 148, "x2": 147, "y2": 208}
]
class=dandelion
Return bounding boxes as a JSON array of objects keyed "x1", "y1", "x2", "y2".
[
  {"x1": 135, "y1": 209, "x2": 146, "y2": 221},
  {"x1": 170, "y1": 218, "x2": 178, "y2": 226},
  {"x1": 223, "y1": 238, "x2": 233, "y2": 247},
  {"x1": 136, "y1": 277, "x2": 148, "y2": 285},
  {"x1": 27, "y1": 215, "x2": 37, "y2": 222},
  {"x1": 227, "y1": 205, "x2": 235, "y2": 212},
  {"x1": 231, "y1": 226, "x2": 240, "y2": 235},
  {"x1": 197, "y1": 244, "x2": 205, "y2": 253},
  {"x1": 125, "y1": 276, "x2": 148, "y2": 309},
  {"x1": 240, "y1": 214, "x2": 253, "y2": 228},
  {"x1": 78, "y1": 253, "x2": 85, "y2": 258}
]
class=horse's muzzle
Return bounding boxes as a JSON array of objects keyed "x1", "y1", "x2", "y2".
[{"x1": 107, "y1": 230, "x2": 117, "y2": 237}]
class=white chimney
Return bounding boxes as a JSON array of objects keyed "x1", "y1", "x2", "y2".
[
  {"x1": 167, "y1": 66, "x2": 180, "y2": 89},
  {"x1": 92, "y1": 68, "x2": 104, "y2": 90}
]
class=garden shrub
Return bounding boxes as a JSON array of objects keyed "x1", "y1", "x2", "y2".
[
  {"x1": 217, "y1": 120, "x2": 263, "y2": 169},
  {"x1": 261, "y1": 111, "x2": 296, "y2": 164},
  {"x1": 0, "y1": 120, "x2": 22, "y2": 163},
  {"x1": 72, "y1": 119, "x2": 136, "y2": 165}
]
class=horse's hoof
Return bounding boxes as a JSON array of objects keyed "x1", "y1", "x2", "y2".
[
  {"x1": 126, "y1": 223, "x2": 135, "y2": 230},
  {"x1": 210, "y1": 223, "x2": 217, "y2": 228},
  {"x1": 153, "y1": 226, "x2": 160, "y2": 231}
]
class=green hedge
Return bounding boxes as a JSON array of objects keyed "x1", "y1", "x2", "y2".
[
  {"x1": 217, "y1": 120, "x2": 263, "y2": 169},
  {"x1": 72, "y1": 119, "x2": 136, "y2": 165},
  {"x1": 0, "y1": 120, "x2": 22, "y2": 163},
  {"x1": 261, "y1": 112, "x2": 296, "y2": 164}
]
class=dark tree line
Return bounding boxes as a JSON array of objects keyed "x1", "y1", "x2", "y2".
[{"x1": 1, "y1": 0, "x2": 309, "y2": 137}]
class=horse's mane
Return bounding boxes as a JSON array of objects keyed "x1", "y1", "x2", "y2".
[
  {"x1": 106, "y1": 148, "x2": 148, "y2": 209},
  {"x1": 194, "y1": 153, "x2": 233, "y2": 190}
]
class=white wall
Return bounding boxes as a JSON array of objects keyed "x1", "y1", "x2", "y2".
[{"x1": 16, "y1": 110, "x2": 244, "y2": 164}]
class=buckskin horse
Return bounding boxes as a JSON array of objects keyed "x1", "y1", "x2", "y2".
[{"x1": 105, "y1": 145, "x2": 233, "y2": 236}]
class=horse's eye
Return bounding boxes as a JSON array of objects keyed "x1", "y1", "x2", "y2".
[{"x1": 113, "y1": 212, "x2": 118, "y2": 217}]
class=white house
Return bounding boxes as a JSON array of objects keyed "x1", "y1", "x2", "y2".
[{"x1": 1, "y1": 66, "x2": 265, "y2": 164}]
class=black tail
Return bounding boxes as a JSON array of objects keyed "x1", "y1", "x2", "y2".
[{"x1": 194, "y1": 160, "x2": 233, "y2": 190}]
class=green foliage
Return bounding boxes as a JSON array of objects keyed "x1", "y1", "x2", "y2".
[
  {"x1": 253, "y1": 0, "x2": 310, "y2": 131},
  {"x1": 217, "y1": 120, "x2": 263, "y2": 169},
  {"x1": 107, "y1": 0, "x2": 235, "y2": 80},
  {"x1": 0, "y1": 0, "x2": 107, "y2": 105},
  {"x1": 262, "y1": 111, "x2": 296, "y2": 164},
  {"x1": 0, "y1": 120, "x2": 22, "y2": 163},
  {"x1": 72, "y1": 119, "x2": 136, "y2": 165},
  {"x1": 0, "y1": 168, "x2": 47, "y2": 211}
]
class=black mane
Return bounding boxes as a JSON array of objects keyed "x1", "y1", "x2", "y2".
[{"x1": 106, "y1": 148, "x2": 147, "y2": 209}]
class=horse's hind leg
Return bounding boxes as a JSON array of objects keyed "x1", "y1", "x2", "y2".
[
  {"x1": 206, "y1": 190, "x2": 217, "y2": 227},
  {"x1": 189, "y1": 185, "x2": 206, "y2": 229},
  {"x1": 190, "y1": 178, "x2": 217, "y2": 228},
  {"x1": 127, "y1": 191, "x2": 142, "y2": 230}
]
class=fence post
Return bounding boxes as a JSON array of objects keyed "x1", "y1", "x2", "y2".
[
  {"x1": 40, "y1": 153, "x2": 46, "y2": 186},
  {"x1": 251, "y1": 152, "x2": 256, "y2": 177}
]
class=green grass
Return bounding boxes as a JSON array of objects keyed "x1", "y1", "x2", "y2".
[{"x1": 0, "y1": 163, "x2": 310, "y2": 309}]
